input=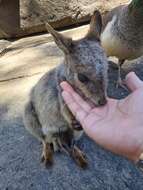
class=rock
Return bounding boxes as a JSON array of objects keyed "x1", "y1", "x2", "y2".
[
  {"x1": 0, "y1": 24, "x2": 88, "y2": 58},
  {"x1": 0, "y1": 0, "x2": 20, "y2": 38},
  {"x1": 0, "y1": 40, "x2": 11, "y2": 52},
  {"x1": 0, "y1": 0, "x2": 129, "y2": 39}
]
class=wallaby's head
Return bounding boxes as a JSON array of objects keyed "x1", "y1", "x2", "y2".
[{"x1": 45, "y1": 10, "x2": 108, "y2": 106}]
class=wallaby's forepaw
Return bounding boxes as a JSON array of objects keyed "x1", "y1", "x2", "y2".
[
  {"x1": 72, "y1": 120, "x2": 83, "y2": 131},
  {"x1": 72, "y1": 145, "x2": 88, "y2": 168}
]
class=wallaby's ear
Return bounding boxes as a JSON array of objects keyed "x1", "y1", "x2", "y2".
[
  {"x1": 45, "y1": 23, "x2": 73, "y2": 54},
  {"x1": 86, "y1": 10, "x2": 102, "y2": 40}
]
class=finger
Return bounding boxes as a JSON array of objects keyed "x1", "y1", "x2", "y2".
[
  {"x1": 125, "y1": 72, "x2": 143, "y2": 91},
  {"x1": 60, "y1": 81, "x2": 91, "y2": 112},
  {"x1": 60, "y1": 81, "x2": 74, "y2": 93}
]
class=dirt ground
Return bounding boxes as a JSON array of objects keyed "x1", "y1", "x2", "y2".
[{"x1": 0, "y1": 24, "x2": 143, "y2": 190}]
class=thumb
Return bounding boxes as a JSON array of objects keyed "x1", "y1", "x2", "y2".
[{"x1": 125, "y1": 72, "x2": 143, "y2": 91}]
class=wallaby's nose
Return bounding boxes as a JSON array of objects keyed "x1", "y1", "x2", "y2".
[{"x1": 98, "y1": 97, "x2": 107, "y2": 106}]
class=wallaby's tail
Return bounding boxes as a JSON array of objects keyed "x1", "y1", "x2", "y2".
[{"x1": 23, "y1": 101, "x2": 45, "y2": 142}]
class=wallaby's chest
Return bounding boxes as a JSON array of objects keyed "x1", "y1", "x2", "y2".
[{"x1": 33, "y1": 66, "x2": 81, "y2": 140}]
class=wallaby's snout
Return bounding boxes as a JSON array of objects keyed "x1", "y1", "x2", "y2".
[
  {"x1": 97, "y1": 95, "x2": 107, "y2": 106},
  {"x1": 84, "y1": 85, "x2": 107, "y2": 107},
  {"x1": 92, "y1": 84, "x2": 107, "y2": 106}
]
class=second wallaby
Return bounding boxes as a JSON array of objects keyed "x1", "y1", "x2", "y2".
[{"x1": 23, "y1": 11, "x2": 108, "y2": 168}]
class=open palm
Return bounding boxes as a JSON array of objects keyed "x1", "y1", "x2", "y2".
[{"x1": 60, "y1": 72, "x2": 143, "y2": 161}]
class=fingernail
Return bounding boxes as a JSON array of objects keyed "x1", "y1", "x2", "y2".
[{"x1": 60, "y1": 81, "x2": 66, "y2": 87}]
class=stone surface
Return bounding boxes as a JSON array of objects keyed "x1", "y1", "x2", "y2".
[
  {"x1": 0, "y1": 25, "x2": 143, "y2": 189},
  {"x1": 0, "y1": 0, "x2": 129, "y2": 39},
  {"x1": 20, "y1": 0, "x2": 129, "y2": 29},
  {"x1": 0, "y1": 24, "x2": 89, "y2": 59},
  {"x1": 0, "y1": 40, "x2": 11, "y2": 52},
  {"x1": 0, "y1": 0, "x2": 20, "y2": 38}
]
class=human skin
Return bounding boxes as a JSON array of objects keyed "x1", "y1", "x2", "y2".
[{"x1": 60, "y1": 72, "x2": 143, "y2": 162}]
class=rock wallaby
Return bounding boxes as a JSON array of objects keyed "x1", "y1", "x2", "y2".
[
  {"x1": 23, "y1": 10, "x2": 108, "y2": 168},
  {"x1": 101, "y1": 0, "x2": 143, "y2": 88}
]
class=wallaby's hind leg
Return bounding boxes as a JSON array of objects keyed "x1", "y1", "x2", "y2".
[
  {"x1": 71, "y1": 145, "x2": 87, "y2": 168},
  {"x1": 41, "y1": 141, "x2": 53, "y2": 167},
  {"x1": 57, "y1": 136, "x2": 88, "y2": 168},
  {"x1": 24, "y1": 101, "x2": 54, "y2": 167},
  {"x1": 116, "y1": 59, "x2": 128, "y2": 90}
]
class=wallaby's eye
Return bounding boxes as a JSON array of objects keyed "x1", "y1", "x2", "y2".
[{"x1": 77, "y1": 73, "x2": 89, "y2": 83}]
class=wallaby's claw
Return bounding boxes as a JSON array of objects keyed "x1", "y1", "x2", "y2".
[
  {"x1": 57, "y1": 138, "x2": 70, "y2": 155},
  {"x1": 41, "y1": 142, "x2": 53, "y2": 168},
  {"x1": 41, "y1": 152, "x2": 53, "y2": 168},
  {"x1": 71, "y1": 145, "x2": 88, "y2": 168},
  {"x1": 116, "y1": 78, "x2": 128, "y2": 91},
  {"x1": 41, "y1": 155, "x2": 45, "y2": 163}
]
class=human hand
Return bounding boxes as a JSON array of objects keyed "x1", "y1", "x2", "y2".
[{"x1": 60, "y1": 72, "x2": 143, "y2": 161}]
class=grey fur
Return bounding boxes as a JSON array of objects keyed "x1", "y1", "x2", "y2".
[
  {"x1": 101, "y1": 2, "x2": 143, "y2": 88},
  {"x1": 23, "y1": 11, "x2": 108, "y2": 164},
  {"x1": 102, "y1": 3, "x2": 143, "y2": 60},
  {"x1": 112, "y1": 6, "x2": 143, "y2": 51}
]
